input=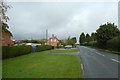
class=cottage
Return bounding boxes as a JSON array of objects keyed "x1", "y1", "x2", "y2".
[{"x1": 46, "y1": 34, "x2": 60, "y2": 48}]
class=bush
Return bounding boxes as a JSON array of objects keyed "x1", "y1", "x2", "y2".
[
  {"x1": 88, "y1": 41, "x2": 98, "y2": 47},
  {"x1": 106, "y1": 36, "x2": 120, "y2": 52},
  {"x1": 57, "y1": 46, "x2": 64, "y2": 48},
  {"x1": 82, "y1": 41, "x2": 98, "y2": 47},
  {"x1": 2, "y1": 45, "x2": 32, "y2": 59},
  {"x1": 36, "y1": 45, "x2": 52, "y2": 52}
]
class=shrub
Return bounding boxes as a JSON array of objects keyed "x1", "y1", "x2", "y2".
[
  {"x1": 57, "y1": 46, "x2": 64, "y2": 48},
  {"x1": 2, "y1": 45, "x2": 32, "y2": 59},
  {"x1": 89, "y1": 41, "x2": 98, "y2": 47},
  {"x1": 82, "y1": 41, "x2": 98, "y2": 47},
  {"x1": 106, "y1": 36, "x2": 120, "y2": 52},
  {"x1": 36, "y1": 45, "x2": 52, "y2": 52}
]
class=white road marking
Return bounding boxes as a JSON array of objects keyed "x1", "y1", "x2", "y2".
[
  {"x1": 81, "y1": 64, "x2": 83, "y2": 70},
  {"x1": 101, "y1": 54, "x2": 105, "y2": 56},
  {"x1": 81, "y1": 63, "x2": 84, "y2": 75},
  {"x1": 96, "y1": 52, "x2": 105, "y2": 56},
  {"x1": 92, "y1": 49, "x2": 96, "y2": 50},
  {"x1": 111, "y1": 59, "x2": 120, "y2": 63}
]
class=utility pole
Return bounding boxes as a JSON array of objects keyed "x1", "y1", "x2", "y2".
[
  {"x1": 46, "y1": 29, "x2": 48, "y2": 42},
  {"x1": 118, "y1": 1, "x2": 120, "y2": 30}
]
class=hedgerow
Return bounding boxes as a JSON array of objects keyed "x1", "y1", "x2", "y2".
[{"x1": 2, "y1": 45, "x2": 32, "y2": 59}]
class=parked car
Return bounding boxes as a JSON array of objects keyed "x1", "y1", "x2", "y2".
[{"x1": 64, "y1": 45, "x2": 72, "y2": 49}]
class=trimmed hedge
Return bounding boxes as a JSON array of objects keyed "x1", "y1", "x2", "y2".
[
  {"x1": 2, "y1": 45, "x2": 32, "y2": 59},
  {"x1": 36, "y1": 45, "x2": 52, "y2": 52},
  {"x1": 106, "y1": 36, "x2": 120, "y2": 52}
]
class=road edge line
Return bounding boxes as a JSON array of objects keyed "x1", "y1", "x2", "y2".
[
  {"x1": 81, "y1": 64, "x2": 83, "y2": 70},
  {"x1": 111, "y1": 59, "x2": 120, "y2": 63},
  {"x1": 96, "y1": 52, "x2": 105, "y2": 57},
  {"x1": 81, "y1": 63, "x2": 84, "y2": 77}
]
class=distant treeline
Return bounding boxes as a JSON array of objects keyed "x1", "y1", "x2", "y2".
[
  {"x1": 60, "y1": 37, "x2": 77, "y2": 48},
  {"x1": 79, "y1": 22, "x2": 120, "y2": 52}
]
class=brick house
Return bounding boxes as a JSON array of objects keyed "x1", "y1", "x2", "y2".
[
  {"x1": 46, "y1": 34, "x2": 60, "y2": 48},
  {"x1": 1, "y1": 31, "x2": 14, "y2": 46}
]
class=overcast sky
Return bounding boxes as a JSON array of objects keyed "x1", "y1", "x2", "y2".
[{"x1": 6, "y1": 1, "x2": 118, "y2": 42}]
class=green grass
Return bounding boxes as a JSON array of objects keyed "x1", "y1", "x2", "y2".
[
  {"x1": 3, "y1": 51, "x2": 82, "y2": 78},
  {"x1": 0, "y1": 60, "x2": 2, "y2": 79},
  {"x1": 47, "y1": 49, "x2": 79, "y2": 53}
]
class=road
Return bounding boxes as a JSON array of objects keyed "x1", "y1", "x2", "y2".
[{"x1": 78, "y1": 46, "x2": 120, "y2": 78}]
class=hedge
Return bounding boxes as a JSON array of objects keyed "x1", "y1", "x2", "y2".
[
  {"x1": 57, "y1": 46, "x2": 64, "y2": 48},
  {"x1": 106, "y1": 36, "x2": 120, "y2": 52},
  {"x1": 82, "y1": 41, "x2": 98, "y2": 47},
  {"x1": 83, "y1": 36, "x2": 120, "y2": 52},
  {"x1": 2, "y1": 45, "x2": 32, "y2": 59},
  {"x1": 36, "y1": 45, "x2": 52, "y2": 52}
]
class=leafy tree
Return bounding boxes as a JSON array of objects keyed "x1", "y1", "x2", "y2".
[
  {"x1": 67, "y1": 36, "x2": 71, "y2": 41},
  {"x1": 67, "y1": 36, "x2": 71, "y2": 45},
  {"x1": 71, "y1": 37, "x2": 77, "y2": 46},
  {"x1": 22, "y1": 40, "x2": 29, "y2": 43},
  {"x1": 91, "y1": 32, "x2": 97, "y2": 41},
  {"x1": 39, "y1": 39, "x2": 46, "y2": 45},
  {"x1": 86, "y1": 33, "x2": 91, "y2": 43},
  {"x1": 67, "y1": 37, "x2": 77, "y2": 47},
  {"x1": 96, "y1": 22, "x2": 120, "y2": 48},
  {"x1": 79, "y1": 32, "x2": 86, "y2": 44},
  {"x1": 2, "y1": 22, "x2": 12, "y2": 36},
  {"x1": 31, "y1": 40, "x2": 38, "y2": 43},
  {"x1": 60, "y1": 40, "x2": 67, "y2": 46}
]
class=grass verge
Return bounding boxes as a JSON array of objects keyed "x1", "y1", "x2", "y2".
[
  {"x1": 3, "y1": 51, "x2": 82, "y2": 78},
  {"x1": 47, "y1": 49, "x2": 79, "y2": 53},
  {"x1": 0, "y1": 60, "x2": 1, "y2": 79}
]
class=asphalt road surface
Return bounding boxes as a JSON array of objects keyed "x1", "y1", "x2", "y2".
[{"x1": 78, "y1": 46, "x2": 120, "y2": 78}]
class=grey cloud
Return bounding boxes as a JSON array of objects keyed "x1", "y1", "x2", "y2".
[{"x1": 6, "y1": 2, "x2": 118, "y2": 41}]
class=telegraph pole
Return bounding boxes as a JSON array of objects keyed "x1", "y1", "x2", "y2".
[
  {"x1": 46, "y1": 29, "x2": 48, "y2": 42},
  {"x1": 118, "y1": 1, "x2": 120, "y2": 30}
]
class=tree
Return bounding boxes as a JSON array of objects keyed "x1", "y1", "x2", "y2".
[
  {"x1": 91, "y1": 32, "x2": 97, "y2": 41},
  {"x1": 60, "y1": 40, "x2": 67, "y2": 46},
  {"x1": 0, "y1": 0, "x2": 12, "y2": 36},
  {"x1": 67, "y1": 36, "x2": 71, "y2": 45},
  {"x1": 86, "y1": 33, "x2": 91, "y2": 43},
  {"x1": 71, "y1": 37, "x2": 77, "y2": 47},
  {"x1": 67, "y1": 37, "x2": 77, "y2": 47},
  {"x1": 2, "y1": 22, "x2": 12, "y2": 36},
  {"x1": 22, "y1": 40, "x2": 29, "y2": 43},
  {"x1": 79, "y1": 32, "x2": 86, "y2": 44},
  {"x1": 0, "y1": 0, "x2": 10, "y2": 22},
  {"x1": 96, "y1": 22, "x2": 120, "y2": 48}
]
